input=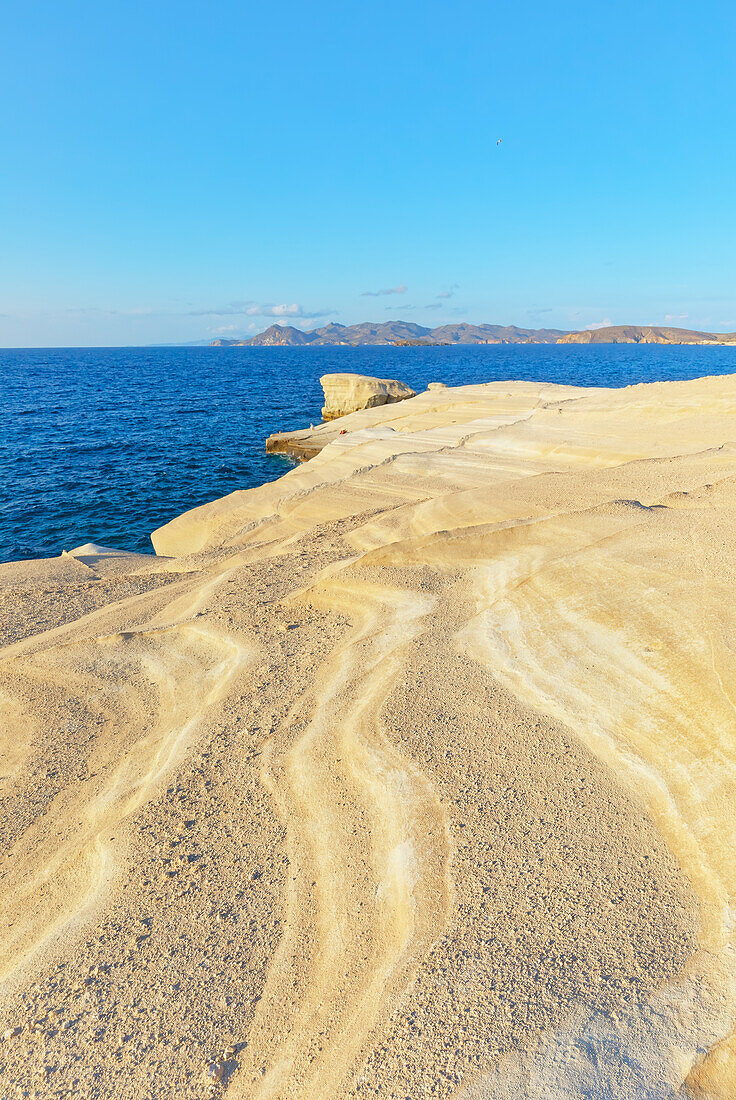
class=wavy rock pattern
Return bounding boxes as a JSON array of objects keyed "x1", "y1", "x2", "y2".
[{"x1": 3, "y1": 376, "x2": 736, "y2": 1097}]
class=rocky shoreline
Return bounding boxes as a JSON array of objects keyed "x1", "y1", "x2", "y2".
[{"x1": 3, "y1": 374, "x2": 736, "y2": 1097}]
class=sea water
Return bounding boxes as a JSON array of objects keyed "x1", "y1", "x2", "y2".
[{"x1": 1, "y1": 343, "x2": 735, "y2": 563}]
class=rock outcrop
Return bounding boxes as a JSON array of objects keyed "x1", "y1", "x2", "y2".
[
  {"x1": 319, "y1": 372, "x2": 416, "y2": 420},
  {"x1": 6, "y1": 375, "x2": 736, "y2": 1097}
]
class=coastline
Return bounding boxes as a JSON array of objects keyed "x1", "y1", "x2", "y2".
[
  {"x1": 2, "y1": 374, "x2": 736, "y2": 1095},
  {"x1": 5, "y1": 343, "x2": 736, "y2": 565}
]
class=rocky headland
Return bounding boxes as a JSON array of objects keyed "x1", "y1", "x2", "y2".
[
  {"x1": 3, "y1": 375, "x2": 736, "y2": 1097},
  {"x1": 265, "y1": 373, "x2": 418, "y2": 460}
]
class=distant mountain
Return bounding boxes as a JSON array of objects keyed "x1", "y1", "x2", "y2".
[
  {"x1": 559, "y1": 325, "x2": 736, "y2": 345},
  {"x1": 210, "y1": 321, "x2": 736, "y2": 348},
  {"x1": 213, "y1": 324, "x2": 312, "y2": 346},
  {"x1": 211, "y1": 321, "x2": 569, "y2": 347},
  {"x1": 426, "y1": 323, "x2": 568, "y2": 345},
  {"x1": 212, "y1": 321, "x2": 435, "y2": 346}
]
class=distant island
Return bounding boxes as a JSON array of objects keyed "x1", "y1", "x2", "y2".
[
  {"x1": 558, "y1": 325, "x2": 736, "y2": 345},
  {"x1": 210, "y1": 321, "x2": 736, "y2": 347}
]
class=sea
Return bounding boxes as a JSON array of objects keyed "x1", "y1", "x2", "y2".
[{"x1": 2, "y1": 343, "x2": 735, "y2": 564}]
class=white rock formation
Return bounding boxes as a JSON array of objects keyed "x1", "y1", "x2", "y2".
[
  {"x1": 7, "y1": 375, "x2": 736, "y2": 1097},
  {"x1": 319, "y1": 372, "x2": 415, "y2": 420}
]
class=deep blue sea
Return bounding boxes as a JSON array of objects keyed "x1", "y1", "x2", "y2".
[{"x1": 2, "y1": 343, "x2": 735, "y2": 563}]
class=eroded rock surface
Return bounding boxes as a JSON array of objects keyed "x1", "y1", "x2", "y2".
[{"x1": 4, "y1": 375, "x2": 736, "y2": 1097}]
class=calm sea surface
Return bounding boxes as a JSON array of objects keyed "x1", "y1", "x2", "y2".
[{"x1": 1, "y1": 343, "x2": 735, "y2": 563}]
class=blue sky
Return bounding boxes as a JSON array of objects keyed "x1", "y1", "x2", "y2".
[{"x1": 1, "y1": 0, "x2": 735, "y2": 346}]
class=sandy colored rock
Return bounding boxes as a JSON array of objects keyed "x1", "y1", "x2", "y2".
[
  {"x1": 4, "y1": 374, "x2": 736, "y2": 1096},
  {"x1": 319, "y1": 372, "x2": 415, "y2": 420}
]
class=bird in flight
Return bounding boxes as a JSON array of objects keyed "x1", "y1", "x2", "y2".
[{"x1": 496, "y1": 138, "x2": 502, "y2": 145}]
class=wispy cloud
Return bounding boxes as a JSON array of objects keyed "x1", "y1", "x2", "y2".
[
  {"x1": 424, "y1": 302, "x2": 443, "y2": 310},
  {"x1": 186, "y1": 301, "x2": 331, "y2": 319},
  {"x1": 208, "y1": 323, "x2": 241, "y2": 334},
  {"x1": 1, "y1": 302, "x2": 335, "y2": 327},
  {"x1": 65, "y1": 306, "x2": 157, "y2": 317},
  {"x1": 584, "y1": 317, "x2": 613, "y2": 330},
  {"x1": 436, "y1": 283, "x2": 459, "y2": 300},
  {"x1": 664, "y1": 313, "x2": 689, "y2": 323},
  {"x1": 362, "y1": 284, "x2": 407, "y2": 297},
  {"x1": 678, "y1": 294, "x2": 736, "y2": 303},
  {"x1": 386, "y1": 304, "x2": 415, "y2": 311},
  {"x1": 62, "y1": 302, "x2": 332, "y2": 320},
  {"x1": 248, "y1": 303, "x2": 329, "y2": 318}
]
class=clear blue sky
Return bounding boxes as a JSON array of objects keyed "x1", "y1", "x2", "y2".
[{"x1": 1, "y1": 0, "x2": 735, "y2": 346}]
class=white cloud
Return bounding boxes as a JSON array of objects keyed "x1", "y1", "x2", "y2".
[
  {"x1": 362, "y1": 284, "x2": 407, "y2": 297},
  {"x1": 584, "y1": 317, "x2": 613, "y2": 330}
]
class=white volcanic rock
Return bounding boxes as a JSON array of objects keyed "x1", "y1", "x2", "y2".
[
  {"x1": 8, "y1": 374, "x2": 736, "y2": 1098},
  {"x1": 319, "y1": 372, "x2": 415, "y2": 420}
]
